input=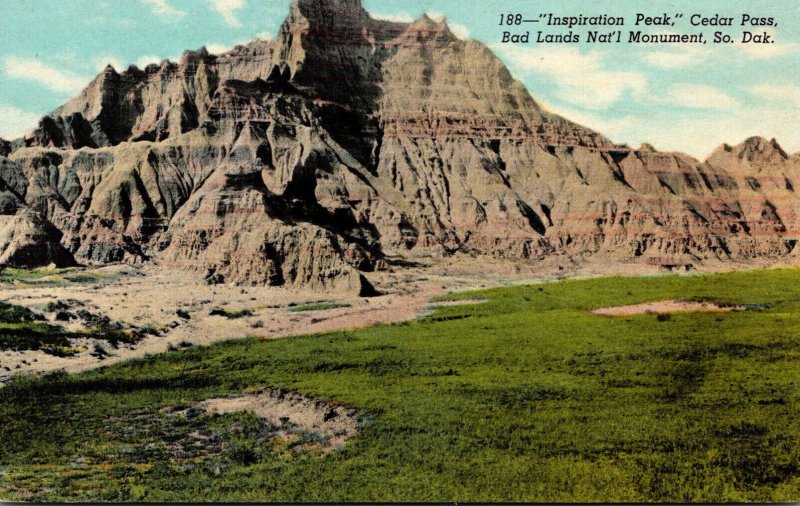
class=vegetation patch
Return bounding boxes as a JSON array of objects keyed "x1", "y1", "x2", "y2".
[
  {"x1": 0, "y1": 301, "x2": 144, "y2": 355},
  {"x1": 0, "y1": 267, "x2": 107, "y2": 286},
  {"x1": 287, "y1": 302, "x2": 351, "y2": 313},
  {"x1": 210, "y1": 308, "x2": 254, "y2": 319}
]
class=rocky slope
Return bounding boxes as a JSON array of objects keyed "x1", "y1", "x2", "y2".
[
  {"x1": 0, "y1": 209, "x2": 75, "y2": 268},
  {"x1": 0, "y1": 0, "x2": 798, "y2": 290}
]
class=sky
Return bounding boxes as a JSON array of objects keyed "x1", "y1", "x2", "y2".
[{"x1": 0, "y1": 0, "x2": 798, "y2": 159}]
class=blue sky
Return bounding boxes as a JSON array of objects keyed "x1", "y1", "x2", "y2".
[{"x1": 1, "y1": 0, "x2": 798, "y2": 158}]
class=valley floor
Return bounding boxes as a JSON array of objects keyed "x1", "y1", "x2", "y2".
[
  {"x1": 1, "y1": 264, "x2": 799, "y2": 501},
  {"x1": 0, "y1": 256, "x2": 560, "y2": 385}
]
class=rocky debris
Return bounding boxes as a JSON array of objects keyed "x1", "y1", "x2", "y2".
[
  {"x1": 592, "y1": 300, "x2": 739, "y2": 317},
  {"x1": 0, "y1": 0, "x2": 799, "y2": 290},
  {"x1": 197, "y1": 388, "x2": 362, "y2": 449},
  {"x1": 0, "y1": 209, "x2": 76, "y2": 268}
]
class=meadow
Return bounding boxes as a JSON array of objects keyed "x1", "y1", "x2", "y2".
[{"x1": 0, "y1": 268, "x2": 799, "y2": 502}]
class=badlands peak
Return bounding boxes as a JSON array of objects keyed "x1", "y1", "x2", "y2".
[{"x1": 0, "y1": 0, "x2": 799, "y2": 290}]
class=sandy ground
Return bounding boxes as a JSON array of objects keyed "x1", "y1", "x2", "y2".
[
  {"x1": 198, "y1": 390, "x2": 360, "y2": 449},
  {"x1": 592, "y1": 300, "x2": 738, "y2": 317},
  {"x1": 0, "y1": 256, "x2": 560, "y2": 385}
]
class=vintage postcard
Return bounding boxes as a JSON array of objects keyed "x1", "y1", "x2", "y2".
[{"x1": 0, "y1": 0, "x2": 798, "y2": 502}]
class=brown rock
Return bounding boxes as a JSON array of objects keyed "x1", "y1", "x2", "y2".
[
  {"x1": 0, "y1": 209, "x2": 76, "y2": 268},
  {"x1": 2, "y1": 0, "x2": 799, "y2": 289}
]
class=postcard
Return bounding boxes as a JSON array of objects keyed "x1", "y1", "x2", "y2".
[{"x1": 0, "y1": 0, "x2": 798, "y2": 502}]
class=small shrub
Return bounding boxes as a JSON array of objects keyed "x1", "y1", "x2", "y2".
[
  {"x1": 55, "y1": 311, "x2": 76, "y2": 322},
  {"x1": 228, "y1": 442, "x2": 258, "y2": 466},
  {"x1": 210, "y1": 308, "x2": 253, "y2": 319},
  {"x1": 43, "y1": 345, "x2": 82, "y2": 358},
  {"x1": 0, "y1": 302, "x2": 45, "y2": 324},
  {"x1": 91, "y1": 343, "x2": 109, "y2": 359}
]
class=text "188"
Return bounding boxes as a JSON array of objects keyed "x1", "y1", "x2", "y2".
[{"x1": 500, "y1": 13, "x2": 523, "y2": 25}]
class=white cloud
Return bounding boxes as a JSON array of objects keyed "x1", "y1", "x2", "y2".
[
  {"x1": 536, "y1": 86, "x2": 800, "y2": 159},
  {"x1": 552, "y1": 101, "x2": 799, "y2": 159},
  {"x1": 426, "y1": 11, "x2": 470, "y2": 39},
  {"x1": 448, "y1": 22, "x2": 470, "y2": 40},
  {"x1": 736, "y1": 29, "x2": 799, "y2": 59},
  {"x1": 494, "y1": 46, "x2": 646, "y2": 109},
  {"x1": 371, "y1": 12, "x2": 414, "y2": 23},
  {"x1": 749, "y1": 84, "x2": 800, "y2": 108},
  {"x1": 542, "y1": 101, "x2": 637, "y2": 142},
  {"x1": 141, "y1": 0, "x2": 186, "y2": 18},
  {"x1": 644, "y1": 46, "x2": 704, "y2": 69},
  {"x1": 209, "y1": 0, "x2": 246, "y2": 28},
  {"x1": 662, "y1": 83, "x2": 739, "y2": 110},
  {"x1": 93, "y1": 56, "x2": 125, "y2": 72},
  {"x1": 0, "y1": 104, "x2": 41, "y2": 140},
  {"x1": 136, "y1": 54, "x2": 165, "y2": 68},
  {"x1": 206, "y1": 43, "x2": 234, "y2": 55},
  {"x1": 2, "y1": 56, "x2": 88, "y2": 94},
  {"x1": 206, "y1": 34, "x2": 270, "y2": 55},
  {"x1": 642, "y1": 109, "x2": 799, "y2": 159}
]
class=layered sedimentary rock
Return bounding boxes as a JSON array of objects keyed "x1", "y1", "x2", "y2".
[
  {"x1": 0, "y1": 209, "x2": 76, "y2": 268},
  {"x1": 0, "y1": 0, "x2": 798, "y2": 287}
]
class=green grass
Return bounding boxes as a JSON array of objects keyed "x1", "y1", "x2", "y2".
[
  {"x1": 0, "y1": 301, "x2": 142, "y2": 354},
  {"x1": 0, "y1": 302, "x2": 71, "y2": 353},
  {"x1": 0, "y1": 301, "x2": 45, "y2": 323},
  {"x1": 0, "y1": 267, "x2": 105, "y2": 286},
  {"x1": 0, "y1": 322, "x2": 72, "y2": 352},
  {"x1": 1, "y1": 269, "x2": 800, "y2": 502},
  {"x1": 288, "y1": 301, "x2": 352, "y2": 312}
]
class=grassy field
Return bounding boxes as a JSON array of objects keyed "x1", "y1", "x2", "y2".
[
  {"x1": 1, "y1": 269, "x2": 799, "y2": 502},
  {"x1": 0, "y1": 267, "x2": 106, "y2": 286}
]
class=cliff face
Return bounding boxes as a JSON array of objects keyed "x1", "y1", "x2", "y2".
[{"x1": 0, "y1": 0, "x2": 798, "y2": 288}]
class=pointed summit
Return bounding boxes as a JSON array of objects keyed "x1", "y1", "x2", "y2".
[
  {"x1": 399, "y1": 13, "x2": 457, "y2": 43},
  {"x1": 289, "y1": 0, "x2": 367, "y2": 24},
  {"x1": 709, "y1": 136, "x2": 788, "y2": 162},
  {"x1": 737, "y1": 136, "x2": 788, "y2": 162}
]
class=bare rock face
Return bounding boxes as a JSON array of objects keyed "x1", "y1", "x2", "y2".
[
  {"x1": 2, "y1": 0, "x2": 800, "y2": 289},
  {"x1": 0, "y1": 209, "x2": 76, "y2": 268}
]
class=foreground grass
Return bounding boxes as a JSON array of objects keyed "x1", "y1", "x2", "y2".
[{"x1": 1, "y1": 269, "x2": 800, "y2": 502}]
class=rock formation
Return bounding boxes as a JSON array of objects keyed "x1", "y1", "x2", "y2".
[
  {"x1": 0, "y1": 0, "x2": 798, "y2": 288},
  {"x1": 0, "y1": 209, "x2": 76, "y2": 268}
]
